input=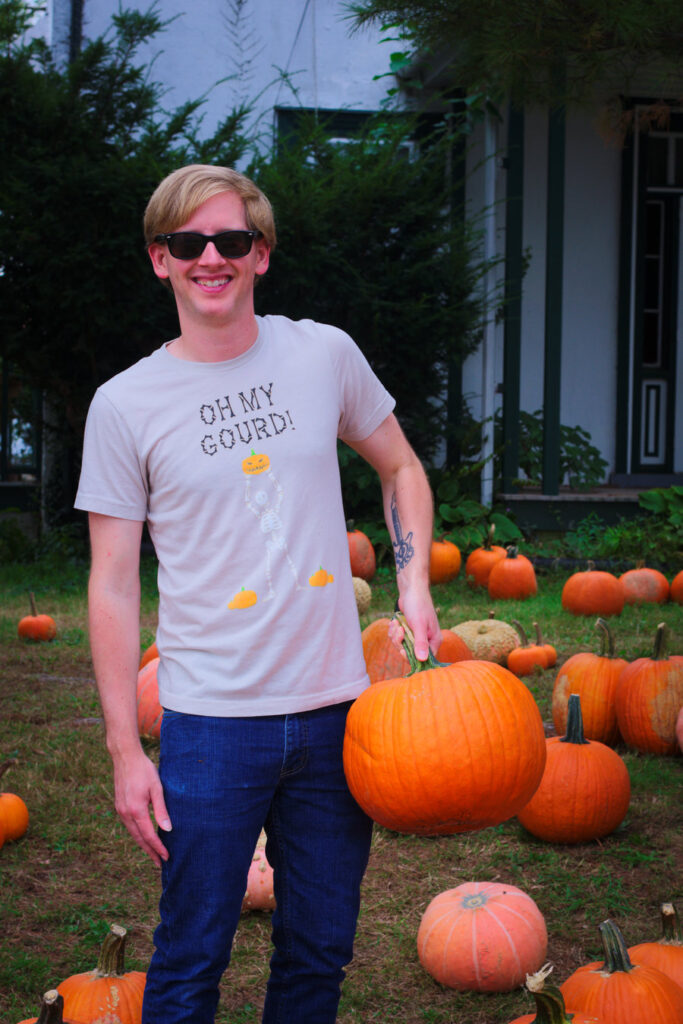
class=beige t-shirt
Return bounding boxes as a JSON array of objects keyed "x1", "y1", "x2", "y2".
[{"x1": 75, "y1": 315, "x2": 395, "y2": 716}]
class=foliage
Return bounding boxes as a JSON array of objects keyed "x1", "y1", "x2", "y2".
[
  {"x1": 0, "y1": 1, "x2": 253, "y2": 503},
  {"x1": 562, "y1": 495, "x2": 683, "y2": 570},
  {"x1": 495, "y1": 409, "x2": 609, "y2": 491},
  {"x1": 638, "y1": 485, "x2": 683, "y2": 534},
  {"x1": 429, "y1": 466, "x2": 521, "y2": 551},
  {"x1": 252, "y1": 108, "x2": 494, "y2": 461},
  {"x1": 345, "y1": 0, "x2": 683, "y2": 110}
]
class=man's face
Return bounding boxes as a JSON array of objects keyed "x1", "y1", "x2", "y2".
[{"x1": 148, "y1": 190, "x2": 270, "y2": 332}]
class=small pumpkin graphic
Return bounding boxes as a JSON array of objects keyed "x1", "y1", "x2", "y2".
[
  {"x1": 241, "y1": 449, "x2": 270, "y2": 475},
  {"x1": 309, "y1": 567, "x2": 334, "y2": 587},
  {"x1": 228, "y1": 587, "x2": 258, "y2": 609}
]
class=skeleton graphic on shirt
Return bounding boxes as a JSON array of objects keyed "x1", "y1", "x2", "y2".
[{"x1": 243, "y1": 457, "x2": 303, "y2": 599}]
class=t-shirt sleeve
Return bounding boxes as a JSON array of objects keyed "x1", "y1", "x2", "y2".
[
  {"x1": 74, "y1": 389, "x2": 148, "y2": 520},
  {"x1": 329, "y1": 328, "x2": 395, "y2": 442}
]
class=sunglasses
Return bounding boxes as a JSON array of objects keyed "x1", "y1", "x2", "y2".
[{"x1": 154, "y1": 229, "x2": 261, "y2": 260}]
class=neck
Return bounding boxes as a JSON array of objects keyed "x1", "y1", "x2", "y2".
[{"x1": 170, "y1": 314, "x2": 259, "y2": 362}]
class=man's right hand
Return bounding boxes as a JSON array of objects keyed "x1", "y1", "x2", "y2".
[{"x1": 112, "y1": 748, "x2": 172, "y2": 867}]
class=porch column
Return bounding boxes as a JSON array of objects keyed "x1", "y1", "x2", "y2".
[
  {"x1": 542, "y1": 90, "x2": 566, "y2": 494},
  {"x1": 501, "y1": 105, "x2": 525, "y2": 493}
]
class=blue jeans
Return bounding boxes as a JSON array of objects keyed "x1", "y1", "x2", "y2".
[{"x1": 141, "y1": 701, "x2": 373, "y2": 1024}]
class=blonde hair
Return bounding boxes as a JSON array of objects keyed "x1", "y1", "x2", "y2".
[{"x1": 143, "y1": 164, "x2": 277, "y2": 250}]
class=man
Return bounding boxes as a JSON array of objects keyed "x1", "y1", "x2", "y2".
[{"x1": 75, "y1": 164, "x2": 440, "y2": 1024}]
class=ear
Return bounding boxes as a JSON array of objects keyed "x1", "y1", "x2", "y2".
[
  {"x1": 148, "y1": 242, "x2": 171, "y2": 281},
  {"x1": 254, "y1": 237, "x2": 271, "y2": 278}
]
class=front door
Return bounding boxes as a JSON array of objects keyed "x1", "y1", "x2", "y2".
[{"x1": 631, "y1": 117, "x2": 682, "y2": 473}]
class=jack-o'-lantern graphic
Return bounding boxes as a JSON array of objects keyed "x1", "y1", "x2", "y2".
[{"x1": 242, "y1": 449, "x2": 270, "y2": 475}]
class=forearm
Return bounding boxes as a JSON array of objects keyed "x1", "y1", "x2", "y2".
[{"x1": 382, "y1": 456, "x2": 433, "y2": 600}]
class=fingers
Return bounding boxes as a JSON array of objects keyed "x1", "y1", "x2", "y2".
[{"x1": 114, "y1": 758, "x2": 171, "y2": 867}]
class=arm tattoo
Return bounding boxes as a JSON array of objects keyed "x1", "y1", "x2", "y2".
[{"x1": 390, "y1": 492, "x2": 415, "y2": 571}]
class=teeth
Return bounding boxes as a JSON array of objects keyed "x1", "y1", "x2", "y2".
[{"x1": 198, "y1": 278, "x2": 228, "y2": 289}]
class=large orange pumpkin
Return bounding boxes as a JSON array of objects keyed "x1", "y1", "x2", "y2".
[
  {"x1": 561, "y1": 565, "x2": 624, "y2": 617},
  {"x1": 0, "y1": 759, "x2": 29, "y2": 842},
  {"x1": 551, "y1": 618, "x2": 627, "y2": 746},
  {"x1": 417, "y1": 881, "x2": 547, "y2": 992},
  {"x1": 57, "y1": 924, "x2": 146, "y2": 1024},
  {"x1": 346, "y1": 527, "x2": 376, "y2": 581},
  {"x1": 139, "y1": 640, "x2": 158, "y2": 669},
  {"x1": 464, "y1": 525, "x2": 507, "y2": 587},
  {"x1": 429, "y1": 537, "x2": 461, "y2": 584},
  {"x1": 615, "y1": 622, "x2": 683, "y2": 755},
  {"x1": 509, "y1": 964, "x2": 602, "y2": 1024},
  {"x1": 671, "y1": 570, "x2": 683, "y2": 605},
  {"x1": 343, "y1": 618, "x2": 547, "y2": 835},
  {"x1": 488, "y1": 546, "x2": 538, "y2": 600},
  {"x1": 517, "y1": 694, "x2": 631, "y2": 844},
  {"x1": 136, "y1": 658, "x2": 163, "y2": 740},
  {"x1": 619, "y1": 566, "x2": 670, "y2": 605},
  {"x1": 361, "y1": 617, "x2": 408, "y2": 684},
  {"x1": 560, "y1": 918, "x2": 683, "y2": 1023},
  {"x1": 17, "y1": 989, "x2": 76, "y2": 1024},
  {"x1": 628, "y1": 902, "x2": 683, "y2": 990}
]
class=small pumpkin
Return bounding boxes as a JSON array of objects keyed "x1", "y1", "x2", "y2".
[
  {"x1": 417, "y1": 881, "x2": 547, "y2": 992},
  {"x1": 429, "y1": 537, "x2": 461, "y2": 584},
  {"x1": 517, "y1": 694, "x2": 631, "y2": 844},
  {"x1": 509, "y1": 964, "x2": 602, "y2": 1024},
  {"x1": 17, "y1": 592, "x2": 57, "y2": 642},
  {"x1": 551, "y1": 618, "x2": 627, "y2": 746},
  {"x1": 352, "y1": 576, "x2": 372, "y2": 615},
  {"x1": 0, "y1": 759, "x2": 30, "y2": 842},
  {"x1": 464, "y1": 525, "x2": 507, "y2": 587},
  {"x1": 346, "y1": 524, "x2": 376, "y2": 581},
  {"x1": 627, "y1": 902, "x2": 683, "y2": 990},
  {"x1": 534, "y1": 622, "x2": 557, "y2": 668},
  {"x1": 450, "y1": 615, "x2": 519, "y2": 665},
  {"x1": 241, "y1": 449, "x2": 270, "y2": 475},
  {"x1": 344, "y1": 615, "x2": 547, "y2": 835},
  {"x1": 435, "y1": 628, "x2": 472, "y2": 664},
  {"x1": 507, "y1": 620, "x2": 549, "y2": 677},
  {"x1": 361, "y1": 617, "x2": 408, "y2": 684},
  {"x1": 242, "y1": 836, "x2": 276, "y2": 913},
  {"x1": 560, "y1": 918, "x2": 683, "y2": 1023},
  {"x1": 136, "y1": 658, "x2": 163, "y2": 740},
  {"x1": 619, "y1": 565, "x2": 670, "y2": 605},
  {"x1": 671, "y1": 570, "x2": 683, "y2": 605},
  {"x1": 615, "y1": 622, "x2": 683, "y2": 755},
  {"x1": 561, "y1": 564, "x2": 624, "y2": 617},
  {"x1": 57, "y1": 923, "x2": 146, "y2": 1024},
  {"x1": 139, "y1": 640, "x2": 158, "y2": 669},
  {"x1": 17, "y1": 989, "x2": 75, "y2": 1024},
  {"x1": 488, "y1": 546, "x2": 538, "y2": 601}
]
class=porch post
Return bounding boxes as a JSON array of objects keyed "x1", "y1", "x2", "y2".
[
  {"x1": 542, "y1": 87, "x2": 566, "y2": 495},
  {"x1": 501, "y1": 104, "x2": 524, "y2": 493}
]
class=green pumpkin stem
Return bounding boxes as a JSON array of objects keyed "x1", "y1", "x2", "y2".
[
  {"x1": 652, "y1": 622, "x2": 669, "y2": 661},
  {"x1": 595, "y1": 617, "x2": 616, "y2": 658},
  {"x1": 394, "y1": 612, "x2": 445, "y2": 673},
  {"x1": 94, "y1": 923, "x2": 128, "y2": 977},
  {"x1": 33, "y1": 990, "x2": 66, "y2": 1024},
  {"x1": 561, "y1": 694, "x2": 589, "y2": 745},
  {"x1": 660, "y1": 902, "x2": 682, "y2": 945},
  {"x1": 523, "y1": 964, "x2": 576, "y2": 1023},
  {"x1": 597, "y1": 918, "x2": 634, "y2": 973}
]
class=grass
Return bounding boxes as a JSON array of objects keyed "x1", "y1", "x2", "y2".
[{"x1": 0, "y1": 552, "x2": 682, "y2": 1022}]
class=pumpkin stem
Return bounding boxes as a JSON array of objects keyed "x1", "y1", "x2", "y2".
[
  {"x1": 660, "y1": 902, "x2": 682, "y2": 945},
  {"x1": 560, "y1": 694, "x2": 589, "y2": 746},
  {"x1": 652, "y1": 622, "x2": 669, "y2": 661},
  {"x1": 0, "y1": 757, "x2": 17, "y2": 783},
  {"x1": 394, "y1": 612, "x2": 445, "y2": 673},
  {"x1": 484, "y1": 523, "x2": 496, "y2": 550},
  {"x1": 512, "y1": 620, "x2": 529, "y2": 646},
  {"x1": 595, "y1": 617, "x2": 616, "y2": 658},
  {"x1": 597, "y1": 918, "x2": 634, "y2": 974},
  {"x1": 94, "y1": 923, "x2": 129, "y2": 978},
  {"x1": 29, "y1": 590, "x2": 38, "y2": 616},
  {"x1": 34, "y1": 990, "x2": 66, "y2": 1024},
  {"x1": 522, "y1": 964, "x2": 575, "y2": 1023},
  {"x1": 533, "y1": 622, "x2": 543, "y2": 645},
  {"x1": 506, "y1": 545, "x2": 519, "y2": 559}
]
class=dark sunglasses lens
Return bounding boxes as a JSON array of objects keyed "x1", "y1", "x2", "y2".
[
  {"x1": 168, "y1": 234, "x2": 204, "y2": 259},
  {"x1": 215, "y1": 232, "x2": 254, "y2": 258}
]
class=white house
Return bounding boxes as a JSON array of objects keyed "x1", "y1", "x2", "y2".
[{"x1": 6, "y1": 0, "x2": 682, "y2": 530}]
